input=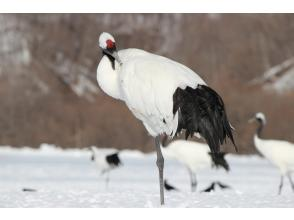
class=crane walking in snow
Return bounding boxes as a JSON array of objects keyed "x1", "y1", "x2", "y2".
[
  {"x1": 90, "y1": 147, "x2": 122, "y2": 187},
  {"x1": 249, "y1": 112, "x2": 294, "y2": 194},
  {"x1": 161, "y1": 139, "x2": 230, "y2": 192},
  {"x1": 96, "y1": 32, "x2": 235, "y2": 205}
]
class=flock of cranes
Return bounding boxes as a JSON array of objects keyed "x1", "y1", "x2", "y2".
[
  {"x1": 95, "y1": 32, "x2": 294, "y2": 205},
  {"x1": 90, "y1": 112, "x2": 294, "y2": 200}
]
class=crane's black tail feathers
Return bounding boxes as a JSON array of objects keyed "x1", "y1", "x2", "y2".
[
  {"x1": 173, "y1": 84, "x2": 236, "y2": 155},
  {"x1": 208, "y1": 152, "x2": 230, "y2": 171},
  {"x1": 106, "y1": 152, "x2": 122, "y2": 167}
]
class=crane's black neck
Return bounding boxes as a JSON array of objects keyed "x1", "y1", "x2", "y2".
[
  {"x1": 256, "y1": 119, "x2": 264, "y2": 138},
  {"x1": 102, "y1": 51, "x2": 115, "y2": 70}
]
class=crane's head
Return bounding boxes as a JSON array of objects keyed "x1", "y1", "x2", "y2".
[
  {"x1": 98, "y1": 32, "x2": 122, "y2": 65},
  {"x1": 248, "y1": 112, "x2": 266, "y2": 125}
]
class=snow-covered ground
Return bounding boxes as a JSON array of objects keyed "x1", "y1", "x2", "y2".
[{"x1": 0, "y1": 145, "x2": 293, "y2": 208}]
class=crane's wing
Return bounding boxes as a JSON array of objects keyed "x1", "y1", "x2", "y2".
[
  {"x1": 118, "y1": 49, "x2": 236, "y2": 154},
  {"x1": 118, "y1": 50, "x2": 205, "y2": 137},
  {"x1": 268, "y1": 140, "x2": 294, "y2": 168}
]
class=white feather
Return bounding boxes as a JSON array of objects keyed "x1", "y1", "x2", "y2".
[
  {"x1": 161, "y1": 140, "x2": 212, "y2": 172},
  {"x1": 97, "y1": 55, "x2": 122, "y2": 100},
  {"x1": 254, "y1": 135, "x2": 294, "y2": 175},
  {"x1": 97, "y1": 48, "x2": 206, "y2": 137}
]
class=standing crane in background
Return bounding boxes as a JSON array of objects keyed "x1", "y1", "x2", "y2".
[
  {"x1": 249, "y1": 112, "x2": 294, "y2": 194},
  {"x1": 90, "y1": 147, "x2": 122, "y2": 187},
  {"x1": 96, "y1": 32, "x2": 236, "y2": 205}
]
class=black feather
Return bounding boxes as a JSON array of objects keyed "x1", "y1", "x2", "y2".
[
  {"x1": 173, "y1": 84, "x2": 236, "y2": 155},
  {"x1": 201, "y1": 181, "x2": 232, "y2": 193},
  {"x1": 164, "y1": 180, "x2": 178, "y2": 191},
  {"x1": 215, "y1": 181, "x2": 231, "y2": 189},
  {"x1": 102, "y1": 46, "x2": 117, "y2": 70},
  {"x1": 208, "y1": 152, "x2": 230, "y2": 171},
  {"x1": 106, "y1": 153, "x2": 122, "y2": 167},
  {"x1": 22, "y1": 188, "x2": 37, "y2": 192},
  {"x1": 201, "y1": 182, "x2": 216, "y2": 192}
]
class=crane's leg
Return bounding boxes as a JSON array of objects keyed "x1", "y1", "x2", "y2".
[
  {"x1": 287, "y1": 173, "x2": 294, "y2": 192},
  {"x1": 188, "y1": 169, "x2": 197, "y2": 192},
  {"x1": 278, "y1": 175, "x2": 284, "y2": 195},
  {"x1": 105, "y1": 172, "x2": 110, "y2": 189},
  {"x1": 192, "y1": 173, "x2": 197, "y2": 192},
  {"x1": 155, "y1": 136, "x2": 165, "y2": 205}
]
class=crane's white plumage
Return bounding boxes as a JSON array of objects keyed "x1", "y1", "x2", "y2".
[
  {"x1": 98, "y1": 48, "x2": 206, "y2": 137},
  {"x1": 250, "y1": 112, "x2": 294, "y2": 194},
  {"x1": 162, "y1": 140, "x2": 213, "y2": 172},
  {"x1": 161, "y1": 140, "x2": 229, "y2": 192},
  {"x1": 97, "y1": 32, "x2": 235, "y2": 151},
  {"x1": 254, "y1": 137, "x2": 294, "y2": 175},
  {"x1": 96, "y1": 32, "x2": 235, "y2": 204}
]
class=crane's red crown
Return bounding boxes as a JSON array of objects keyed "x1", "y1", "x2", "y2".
[{"x1": 106, "y1": 39, "x2": 114, "y2": 49}]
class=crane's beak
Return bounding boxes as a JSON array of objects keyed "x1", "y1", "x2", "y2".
[{"x1": 248, "y1": 118, "x2": 255, "y2": 123}]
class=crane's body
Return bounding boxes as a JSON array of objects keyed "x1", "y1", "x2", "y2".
[
  {"x1": 96, "y1": 32, "x2": 235, "y2": 205},
  {"x1": 250, "y1": 112, "x2": 294, "y2": 194},
  {"x1": 90, "y1": 147, "x2": 122, "y2": 186},
  {"x1": 97, "y1": 48, "x2": 206, "y2": 137},
  {"x1": 162, "y1": 140, "x2": 213, "y2": 172},
  {"x1": 254, "y1": 136, "x2": 294, "y2": 174},
  {"x1": 162, "y1": 140, "x2": 229, "y2": 191}
]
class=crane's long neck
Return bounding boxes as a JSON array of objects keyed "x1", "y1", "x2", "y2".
[
  {"x1": 254, "y1": 121, "x2": 265, "y2": 153},
  {"x1": 103, "y1": 51, "x2": 115, "y2": 70},
  {"x1": 256, "y1": 121, "x2": 264, "y2": 138},
  {"x1": 97, "y1": 54, "x2": 122, "y2": 100}
]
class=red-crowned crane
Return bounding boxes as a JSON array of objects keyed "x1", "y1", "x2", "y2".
[
  {"x1": 249, "y1": 112, "x2": 294, "y2": 194},
  {"x1": 96, "y1": 32, "x2": 236, "y2": 205},
  {"x1": 161, "y1": 139, "x2": 230, "y2": 192},
  {"x1": 90, "y1": 147, "x2": 122, "y2": 187}
]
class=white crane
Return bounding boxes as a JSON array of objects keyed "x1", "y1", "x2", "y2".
[
  {"x1": 249, "y1": 112, "x2": 294, "y2": 194},
  {"x1": 96, "y1": 32, "x2": 235, "y2": 205},
  {"x1": 161, "y1": 139, "x2": 230, "y2": 192},
  {"x1": 90, "y1": 147, "x2": 122, "y2": 187}
]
